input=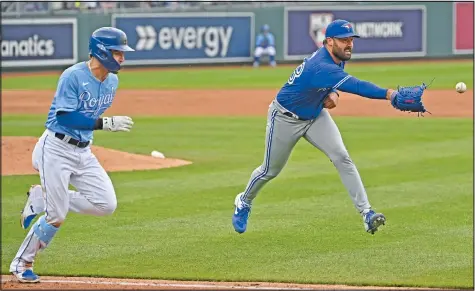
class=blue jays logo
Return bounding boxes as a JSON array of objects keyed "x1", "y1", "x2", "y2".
[
  {"x1": 309, "y1": 13, "x2": 334, "y2": 48},
  {"x1": 341, "y1": 23, "x2": 352, "y2": 30}
]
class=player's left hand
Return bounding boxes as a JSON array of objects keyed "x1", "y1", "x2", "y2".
[
  {"x1": 323, "y1": 91, "x2": 339, "y2": 109},
  {"x1": 390, "y1": 83, "x2": 429, "y2": 114},
  {"x1": 102, "y1": 116, "x2": 134, "y2": 132}
]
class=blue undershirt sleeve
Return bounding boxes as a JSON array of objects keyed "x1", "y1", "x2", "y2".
[
  {"x1": 338, "y1": 77, "x2": 388, "y2": 99},
  {"x1": 311, "y1": 64, "x2": 388, "y2": 99},
  {"x1": 320, "y1": 65, "x2": 388, "y2": 99},
  {"x1": 56, "y1": 111, "x2": 98, "y2": 130}
]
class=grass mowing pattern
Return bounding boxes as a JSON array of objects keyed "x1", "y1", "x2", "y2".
[
  {"x1": 2, "y1": 61, "x2": 473, "y2": 90},
  {"x1": 1, "y1": 115, "x2": 472, "y2": 288}
]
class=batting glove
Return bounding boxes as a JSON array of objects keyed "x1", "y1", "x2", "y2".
[{"x1": 102, "y1": 116, "x2": 134, "y2": 132}]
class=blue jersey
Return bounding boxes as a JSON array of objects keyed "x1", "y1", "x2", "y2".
[
  {"x1": 276, "y1": 46, "x2": 387, "y2": 120},
  {"x1": 256, "y1": 33, "x2": 275, "y2": 48},
  {"x1": 45, "y1": 62, "x2": 118, "y2": 142}
]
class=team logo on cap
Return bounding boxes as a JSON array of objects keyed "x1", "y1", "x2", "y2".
[
  {"x1": 309, "y1": 13, "x2": 334, "y2": 48},
  {"x1": 341, "y1": 23, "x2": 352, "y2": 30}
]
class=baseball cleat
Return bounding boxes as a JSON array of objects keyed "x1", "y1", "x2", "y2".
[
  {"x1": 232, "y1": 193, "x2": 251, "y2": 234},
  {"x1": 20, "y1": 185, "x2": 42, "y2": 230},
  {"x1": 11, "y1": 269, "x2": 40, "y2": 283},
  {"x1": 363, "y1": 210, "x2": 386, "y2": 235}
]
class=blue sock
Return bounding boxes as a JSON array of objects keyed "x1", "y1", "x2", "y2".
[
  {"x1": 254, "y1": 56, "x2": 259, "y2": 63},
  {"x1": 270, "y1": 55, "x2": 275, "y2": 62}
]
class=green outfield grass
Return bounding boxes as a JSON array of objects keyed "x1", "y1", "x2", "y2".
[
  {"x1": 2, "y1": 60, "x2": 474, "y2": 90},
  {"x1": 1, "y1": 61, "x2": 473, "y2": 288},
  {"x1": 2, "y1": 115, "x2": 473, "y2": 288}
]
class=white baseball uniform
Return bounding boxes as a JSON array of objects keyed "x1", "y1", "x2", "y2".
[{"x1": 10, "y1": 61, "x2": 122, "y2": 273}]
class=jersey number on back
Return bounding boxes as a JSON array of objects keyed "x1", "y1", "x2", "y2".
[{"x1": 287, "y1": 62, "x2": 305, "y2": 85}]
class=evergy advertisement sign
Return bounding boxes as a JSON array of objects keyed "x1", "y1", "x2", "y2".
[
  {"x1": 1, "y1": 18, "x2": 78, "y2": 67},
  {"x1": 284, "y1": 6, "x2": 426, "y2": 60},
  {"x1": 453, "y1": 2, "x2": 474, "y2": 54},
  {"x1": 112, "y1": 13, "x2": 254, "y2": 65}
]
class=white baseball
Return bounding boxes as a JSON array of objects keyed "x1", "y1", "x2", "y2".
[
  {"x1": 151, "y1": 150, "x2": 165, "y2": 158},
  {"x1": 455, "y1": 82, "x2": 467, "y2": 93}
]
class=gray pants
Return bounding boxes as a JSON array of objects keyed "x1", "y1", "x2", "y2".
[{"x1": 241, "y1": 100, "x2": 371, "y2": 213}]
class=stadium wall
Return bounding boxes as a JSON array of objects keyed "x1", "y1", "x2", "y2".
[{"x1": 1, "y1": 1, "x2": 472, "y2": 72}]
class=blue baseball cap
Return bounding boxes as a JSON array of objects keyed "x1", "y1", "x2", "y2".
[{"x1": 325, "y1": 19, "x2": 360, "y2": 38}]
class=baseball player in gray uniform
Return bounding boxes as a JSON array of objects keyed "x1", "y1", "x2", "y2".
[{"x1": 232, "y1": 19, "x2": 429, "y2": 236}]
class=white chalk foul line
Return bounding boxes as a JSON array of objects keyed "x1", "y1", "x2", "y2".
[{"x1": 4, "y1": 278, "x2": 309, "y2": 290}]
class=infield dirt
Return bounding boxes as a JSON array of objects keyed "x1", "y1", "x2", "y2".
[{"x1": 1, "y1": 66, "x2": 472, "y2": 289}]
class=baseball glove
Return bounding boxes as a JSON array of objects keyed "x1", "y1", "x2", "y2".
[{"x1": 390, "y1": 83, "x2": 430, "y2": 115}]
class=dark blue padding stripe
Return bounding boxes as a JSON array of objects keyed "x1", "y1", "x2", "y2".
[{"x1": 242, "y1": 109, "x2": 278, "y2": 201}]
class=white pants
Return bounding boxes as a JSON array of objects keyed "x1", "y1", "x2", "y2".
[
  {"x1": 10, "y1": 129, "x2": 117, "y2": 272},
  {"x1": 254, "y1": 46, "x2": 276, "y2": 57},
  {"x1": 34, "y1": 129, "x2": 117, "y2": 224}
]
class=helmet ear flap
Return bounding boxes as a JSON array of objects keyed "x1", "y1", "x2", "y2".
[
  {"x1": 95, "y1": 43, "x2": 109, "y2": 61},
  {"x1": 88, "y1": 30, "x2": 123, "y2": 73}
]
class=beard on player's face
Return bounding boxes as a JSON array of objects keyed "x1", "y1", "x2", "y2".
[{"x1": 331, "y1": 38, "x2": 353, "y2": 61}]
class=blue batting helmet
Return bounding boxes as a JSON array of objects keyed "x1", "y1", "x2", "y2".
[{"x1": 89, "y1": 27, "x2": 134, "y2": 73}]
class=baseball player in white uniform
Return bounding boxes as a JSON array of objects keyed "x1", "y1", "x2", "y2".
[{"x1": 9, "y1": 27, "x2": 135, "y2": 283}]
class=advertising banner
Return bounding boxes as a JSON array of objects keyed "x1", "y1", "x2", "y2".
[
  {"x1": 1, "y1": 18, "x2": 78, "y2": 67},
  {"x1": 284, "y1": 6, "x2": 426, "y2": 60},
  {"x1": 112, "y1": 13, "x2": 254, "y2": 65},
  {"x1": 453, "y1": 2, "x2": 474, "y2": 54}
]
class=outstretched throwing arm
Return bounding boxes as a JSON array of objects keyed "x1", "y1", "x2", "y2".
[{"x1": 326, "y1": 68, "x2": 429, "y2": 114}]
